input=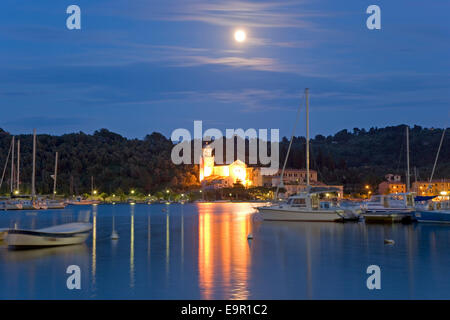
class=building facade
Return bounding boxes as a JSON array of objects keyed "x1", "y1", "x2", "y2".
[
  {"x1": 378, "y1": 181, "x2": 406, "y2": 194},
  {"x1": 198, "y1": 145, "x2": 343, "y2": 197},
  {"x1": 199, "y1": 145, "x2": 255, "y2": 188},
  {"x1": 413, "y1": 180, "x2": 450, "y2": 196}
]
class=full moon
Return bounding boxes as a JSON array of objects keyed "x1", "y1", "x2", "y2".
[{"x1": 234, "y1": 30, "x2": 246, "y2": 43}]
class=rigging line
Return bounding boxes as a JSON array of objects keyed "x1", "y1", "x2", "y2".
[
  {"x1": 0, "y1": 138, "x2": 13, "y2": 191},
  {"x1": 275, "y1": 93, "x2": 304, "y2": 199},
  {"x1": 427, "y1": 128, "x2": 446, "y2": 189}
]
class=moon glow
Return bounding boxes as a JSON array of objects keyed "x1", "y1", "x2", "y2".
[{"x1": 234, "y1": 30, "x2": 246, "y2": 43}]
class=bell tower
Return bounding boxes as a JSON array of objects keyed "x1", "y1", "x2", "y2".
[{"x1": 199, "y1": 143, "x2": 214, "y2": 181}]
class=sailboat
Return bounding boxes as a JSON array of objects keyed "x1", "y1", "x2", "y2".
[
  {"x1": 257, "y1": 89, "x2": 361, "y2": 222},
  {"x1": 47, "y1": 152, "x2": 67, "y2": 209},
  {"x1": 0, "y1": 137, "x2": 23, "y2": 210},
  {"x1": 414, "y1": 129, "x2": 450, "y2": 223},
  {"x1": 16, "y1": 130, "x2": 44, "y2": 210},
  {"x1": 362, "y1": 126, "x2": 416, "y2": 223}
]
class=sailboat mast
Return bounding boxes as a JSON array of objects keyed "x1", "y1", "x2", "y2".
[
  {"x1": 31, "y1": 129, "x2": 36, "y2": 199},
  {"x1": 16, "y1": 139, "x2": 20, "y2": 194},
  {"x1": 10, "y1": 136, "x2": 15, "y2": 195},
  {"x1": 274, "y1": 91, "x2": 304, "y2": 200},
  {"x1": 428, "y1": 128, "x2": 446, "y2": 190},
  {"x1": 0, "y1": 138, "x2": 13, "y2": 191},
  {"x1": 53, "y1": 152, "x2": 58, "y2": 199},
  {"x1": 406, "y1": 125, "x2": 410, "y2": 192},
  {"x1": 305, "y1": 88, "x2": 310, "y2": 187}
]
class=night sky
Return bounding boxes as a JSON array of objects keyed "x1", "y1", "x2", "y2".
[{"x1": 1, "y1": 0, "x2": 449, "y2": 139}]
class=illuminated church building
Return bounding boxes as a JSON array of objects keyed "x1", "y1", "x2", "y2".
[
  {"x1": 199, "y1": 144, "x2": 343, "y2": 196},
  {"x1": 199, "y1": 144, "x2": 256, "y2": 188}
]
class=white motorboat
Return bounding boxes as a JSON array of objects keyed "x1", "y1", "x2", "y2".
[
  {"x1": 362, "y1": 193, "x2": 415, "y2": 223},
  {"x1": 67, "y1": 197, "x2": 100, "y2": 205},
  {"x1": 5, "y1": 222, "x2": 93, "y2": 249},
  {"x1": 257, "y1": 190, "x2": 362, "y2": 222},
  {"x1": 46, "y1": 199, "x2": 67, "y2": 209}
]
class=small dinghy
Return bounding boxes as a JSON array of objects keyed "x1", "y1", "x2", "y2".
[{"x1": 5, "y1": 222, "x2": 92, "y2": 249}]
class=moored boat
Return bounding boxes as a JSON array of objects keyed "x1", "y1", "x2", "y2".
[
  {"x1": 259, "y1": 89, "x2": 362, "y2": 223},
  {"x1": 362, "y1": 193, "x2": 415, "y2": 223},
  {"x1": 20, "y1": 199, "x2": 41, "y2": 210},
  {"x1": 414, "y1": 201, "x2": 450, "y2": 223},
  {"x1": 0, "y1": 200, "x2": 23, "y2": 211},
  {"x1": 257, "y1": 190, "x2": 362, "y2": 222},
  {"x1": 67, "y1": 197, "x2": 100, "y2": 205},
  {"x1": 5, "y1": 222, "x2": 93, "y2": 249},
  {"x1": 46, "y1": 199, "x2": 67, "y2": 209}
]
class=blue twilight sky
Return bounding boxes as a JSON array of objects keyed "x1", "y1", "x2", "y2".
[{"x1": 0, "y1": 0, "x2": 449, "y2": 139}]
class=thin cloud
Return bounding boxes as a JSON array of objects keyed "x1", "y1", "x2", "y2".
[
  {"x1": 152, "y1": 0, "x2": 326, "y2": 29},
  {"x1": 97, "y1": 0, "x2": 326, "y2": 29}
]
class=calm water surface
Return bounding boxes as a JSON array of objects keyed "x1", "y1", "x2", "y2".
[{"x1": 1, "y1": 203, "x2": 450, "y2": 299}]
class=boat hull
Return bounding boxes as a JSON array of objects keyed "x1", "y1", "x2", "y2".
[
  {"x1": 1, "y1": 204, "x2": 23, "y2": 210},
  {"x1": 414, "y1": 210, "x2": 450, "y2": 223},
  {"x1": 6, "y1": 223, "x2": 92, "y2": 249},
  {"x1": 67, "y1": 201, "x2": 100, "y2": 206},
  {"x1": 363, "y1": 209, "x2": 414, "y2": 223},
  {"x1": 257, "y1": 207, "x2": 344, "y2": 222}
]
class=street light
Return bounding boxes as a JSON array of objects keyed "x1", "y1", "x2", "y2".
[{"x1": 131, "y1": 190, "x2": 135, "y2": 194}]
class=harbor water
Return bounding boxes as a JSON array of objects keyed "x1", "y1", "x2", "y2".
[{"x1": 1, "y1": 203, "x2": 450, "y2": 299}]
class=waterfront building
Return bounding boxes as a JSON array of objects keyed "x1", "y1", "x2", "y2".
[
  {"x1": 199, "y1": 144, "x2": 343, "y2": 196},
  {"x1": 413, "y1": 179, "x2": 450, "y2": 197},
  {"x1": 199, "y1": 144, "x2": 256, "y2": 188},
  {"x1": 378, "y1": 181, "x2": 406, "y2": 194},
  {"x1": 378, "y1": 173, "x2": 407, "y2": 194}
]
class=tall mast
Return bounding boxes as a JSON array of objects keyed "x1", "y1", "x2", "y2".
[
  {"x1": 428, "y1": 128, "x2": 446, "y2": 190},
  {"x1": 16, "y1": 139, "x2": 20, "y2": 194},
  {"x1": 305, "y1": 88, "x2": 310, "y2": 188},
  {"x1": 0, "y1": 138, "x2": 13, "y2": 191},
  {"x1": 53, "y1": 152, "x2": 58, "y2": 199},
  {"x1": 10, "y1": 136, "x2": 15, "y2": 195},
  {"x1": 406, "y1": 125, "x2": 410, "y2": 192},
  {"x1": 31, "y1": 129, "x2": 36, "y2": 199},
  {"x1": 274, "y1": 91, "x2": 304, "y2": 200}
]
